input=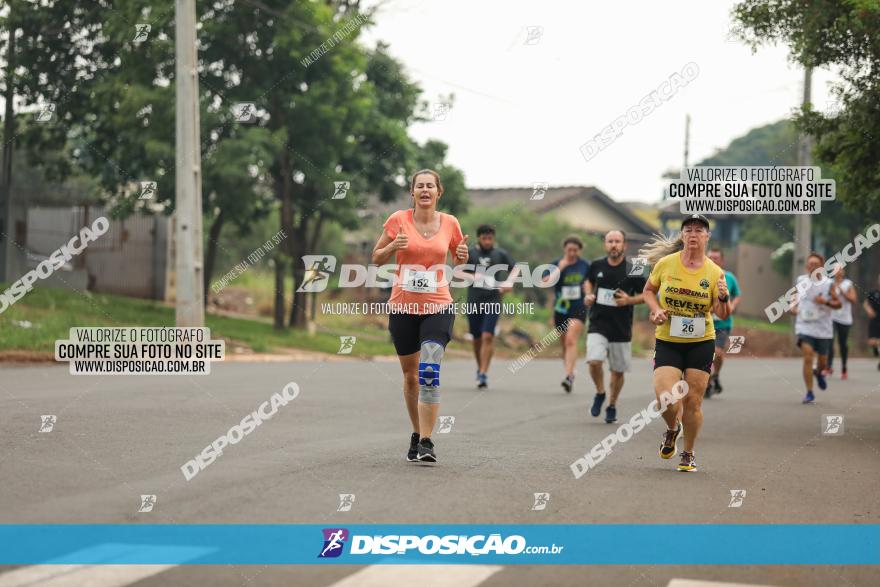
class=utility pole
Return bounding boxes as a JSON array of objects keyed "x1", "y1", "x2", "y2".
[
  {"x1": 174, "y1": 0, "x2": 204, "y2": 326},
  {"x1": 792, "y1": 67, "x2": 812, "y2": 282},
  {"x1": 663, "y1": 114, "x2": 690, "y2": 203},
  {"x1": 0, "y1": 5, "x2": 16, "y2": 282},
  {"x1": 684, "y1": 113, "x2": 690, "y2": 170}
]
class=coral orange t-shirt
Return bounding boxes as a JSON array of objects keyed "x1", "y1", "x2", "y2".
[{"x1": 383, "y1": 208, "x2": 465, "y2": 315}]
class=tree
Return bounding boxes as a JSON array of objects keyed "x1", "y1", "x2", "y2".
[
  {"x1": 696, "y1": 119, "x2": 865, "y2": 252},
  {"x1": 4, "y1": 0, "x2": 466, "y2": 333},
  {"x1": 40, "y1": 0, "x2": 280, "y2": 301},
  {"x1": 1, "y1": 0, "x2": 111, "y2": 278},
  {"x1": 200, "y1": 127, "x2": 276, "y2": 302},
  {"x1": 281, "y1": 34, "x2": 422, "y2": 328},
  {"x1": 732, "y1": 0, "x2": 880, "y2": 214}
]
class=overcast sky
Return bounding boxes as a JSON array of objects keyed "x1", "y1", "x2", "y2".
[{"x1": 364, "y1": 0, "x2": 840, "y2": 203}]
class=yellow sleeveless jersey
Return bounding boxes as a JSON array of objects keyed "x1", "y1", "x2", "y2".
[{"x1": 648, "y1": 252, "x2": 723, "y2": 343}]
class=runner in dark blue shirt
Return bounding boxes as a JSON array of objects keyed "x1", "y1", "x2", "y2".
[
  {"x1": 465, "y1": 224, "x2": 518, "y2": 390},
  {"x1": 545, "y1": 235, "x2": 589, "y2": 393}
]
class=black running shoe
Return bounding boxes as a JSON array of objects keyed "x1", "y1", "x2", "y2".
[
  {"x1": 714, "y1": 377, "x2": 723, "y2": 394},
  {"x1": 604, "y1": 404, "x2": 617, "y2": 424},
  {"x1": 406, "y1": 432, "x2": 419, "y2": 462},
  {"x1": 659, "y1": 422, "x2": 682, "y2": 459},
  {"x1": 590, "y1": 393, "x2": 606, "y2": 417},
  {"x1": 704, "y1": 380, "x2": 713, "y2": 398},
  {"x1": 814, "y1": 369, "x2": 827, "y2": 391},
  {"x1": 561, "y1": 375, "x2": 574, "y2": 393},
  {"x1": 417, "y1": 437, "x2": 436, "y2": 462}
]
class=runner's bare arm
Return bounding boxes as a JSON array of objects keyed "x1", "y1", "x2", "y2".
[
  {"x1": 643, "y1": 280, "x2": 668, "y2": 324},
  {"x1": 372, "y1": 225, "x2": 407, "y2": 265},
  {"x1": 617, "y1": 291, "x2": 644, "y2": 306},
  {"x1": 712, "y1": 297, "x2": 732, "y2": 320},
  {"x1": 865, "y1": 299, "x2": 877, "y2": 319},
  {"x1": 825, "y1": 287, "x2": 843, "y2": 309},
  {"x1": 583, "y1": 280, "x2": 596, "y2": 306},
  {"x1": 453, "y1": 234, "x2": 470, "y2": 265},
  {"x1": 643, "y1": 280, "x2": 659, "y2": 311},
  {"x1": 712, "y1": 277, "x2": 732, "y2": 320}
]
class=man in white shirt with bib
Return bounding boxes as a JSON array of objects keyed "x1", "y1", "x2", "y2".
[{"x1": 792, "y1": 253, "x2": 841, "y2": 404}]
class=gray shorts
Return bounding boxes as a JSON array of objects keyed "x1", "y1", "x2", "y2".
[
  {"x1": 715, "y1": 327, "x2": 730, "y2": 350},
  {"x1": 586, "y1": 332, "x2": 632, "y2": 373}
]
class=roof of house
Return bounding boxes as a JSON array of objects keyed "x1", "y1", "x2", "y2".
[
  {"x1": 466, "y1": 185, "x2": 659, "y2": 239},
  {"x1": 351, "y1": 185, "x2": 659, "y2": 245}
]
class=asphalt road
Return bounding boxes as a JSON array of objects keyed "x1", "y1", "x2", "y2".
[{"x1": 1, "y1": 356, "x2": 878, "y2": 586}]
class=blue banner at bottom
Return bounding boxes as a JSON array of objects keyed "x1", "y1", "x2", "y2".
[{"x1": 0, "y1": 525, "x2": 877, "y2": 565}]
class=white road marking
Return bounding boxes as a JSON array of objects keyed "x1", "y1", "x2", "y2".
[
  {"x1": 0, "y1": 564, "x2": 176, "y2": 587},
  {"x1": 326, "y1": 564, "x2": 504, "y2": 587},
  {"x1": 0, "y1": 543, "x2": 212, "y2": 587},
  {"x1": 668, "y1": 579, "x2": 777, "y2": 587}
]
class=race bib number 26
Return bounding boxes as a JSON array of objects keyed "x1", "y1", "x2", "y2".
[{"x1": 670, "y1": 316, "x2": 706, "y2": 338}]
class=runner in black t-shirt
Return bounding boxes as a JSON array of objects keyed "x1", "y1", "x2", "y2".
[
  {"x1": 863, "y1": 275, "x2": 880, "y2": 370},
  {"x1": 583, "y1": 230, "x2": 646, "y2": 423},
  {"x1": 465, "y1": 224, "x2": 518, "y2": 389}
]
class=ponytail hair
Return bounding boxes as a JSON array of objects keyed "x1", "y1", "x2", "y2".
[{"x1": 639, "y1": 232, "x2": 684, "y2": 265}]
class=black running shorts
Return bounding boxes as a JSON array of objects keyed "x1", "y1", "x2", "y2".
[
  {"x1": 388, "y1": 308, "x2": 456, "y2": 356},
  {"x1": 869, "y1": 318, "x2": 880, "y2": 339},
  {"x1": 554, "y1": 306, "x2": 587, "y2": 329},
  {"x1": 653, "y1": 339, "x2": 715, "y2": 374}
]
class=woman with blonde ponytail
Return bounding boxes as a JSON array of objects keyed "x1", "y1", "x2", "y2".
[
  {"x1": 639, "y1": 232, "x2": 684, "y2": 266},
  {"x1": 641, "y1": 214, "x2": 731, "y2": 473}
]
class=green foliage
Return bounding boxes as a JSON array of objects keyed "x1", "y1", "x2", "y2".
[
  {"x1": 8, "y1": 140, "x2": 104, "y2": 205},
  {"x1": 770, "y1": 241, "x2": 794, "y2": 277},
  {"x1": 3, "y1": 0, "x2": 467, "y2": 329},
  {"x1": 460, "y1": 204, "x2": 604, "y2": 265},
  {"x1": 732, "y1": 0, "x2": 880, "y2": 214},
  {"x1": 2, "y1": 0, "x2": 114, "y2": 170},
  {"x1": 699, "y1": 120, "x2": 799, "y2": 167},
  {"x1": 0, "y1": 282, "x2": 396, "y2": 356},
  {"x1": 697, "y1": 119, "x2": 869, "y2": 253},
  {"x1": 799, "y1": 96, "x2": 880, "y2": 216},
  {"x1": 457, "y1": 204, "x2": 603, "y2": 307}
]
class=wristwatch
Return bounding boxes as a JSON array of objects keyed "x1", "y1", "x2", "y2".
[{"x1": 718, "y1": 294, "x2": 729, "y2": 303}]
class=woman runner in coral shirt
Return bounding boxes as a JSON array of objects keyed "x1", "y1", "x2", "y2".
[{"x1": 372, "y1": 169, "x2": 469, "y2": 464}]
